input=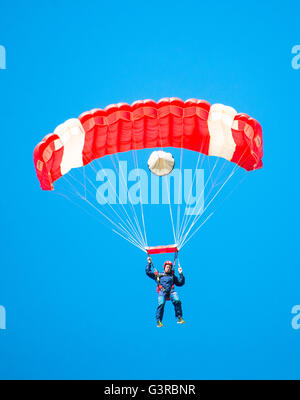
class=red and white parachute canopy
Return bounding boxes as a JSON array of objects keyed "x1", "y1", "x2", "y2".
[{"x1": 34, "y1": 98, "x2": 263, "y2": 191}]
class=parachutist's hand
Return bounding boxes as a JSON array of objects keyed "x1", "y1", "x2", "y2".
[
  {"x1": 147, "y1": 257, "x2": 152, "y2": 264},
  {"x1": 178, "y1": 267, "x2": 183, "y2": 275}
]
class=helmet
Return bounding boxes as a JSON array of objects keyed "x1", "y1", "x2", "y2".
[{"x1": 163, "y1": 261, "x2": 173, "y2": 270}]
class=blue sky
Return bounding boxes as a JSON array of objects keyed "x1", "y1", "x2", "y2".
[{"x1": 0, "y1": 0, "x2": 300, "y2": 380}]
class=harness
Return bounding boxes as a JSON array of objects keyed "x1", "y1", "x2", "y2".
[
  {"x1": 152, "y1": 251, "x2": 179, "y2": 301},
  {"x1": 155, "y1": 271, "x2": 175, "y2": 299}
]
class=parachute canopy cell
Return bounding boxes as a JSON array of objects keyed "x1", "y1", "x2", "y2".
[{"x1": 33, "y1": 98, "x2": 263, "y2": 191}]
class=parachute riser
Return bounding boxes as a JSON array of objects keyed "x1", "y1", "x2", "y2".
[{"x1": 147, "y1": 246, "x2": 180, "y2": 272}]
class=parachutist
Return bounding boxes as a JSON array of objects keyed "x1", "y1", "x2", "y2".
[{"x1": 146, "y1": 258, "x2": 185, "y2": 327}]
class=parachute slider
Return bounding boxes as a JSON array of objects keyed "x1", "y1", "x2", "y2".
[
  {"x1": 146, "y1": 244, "x2": 179, "y2": 255},
  {"x1": 148, "y1": 150, "x2": 175, "y2": 176}
]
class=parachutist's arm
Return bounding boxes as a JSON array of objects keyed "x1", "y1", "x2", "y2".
[
  {"x1": 174, "y1": 273, "x2": 185, "y2": 287},
  {"x1": 146, "y1": 262, "x2": 156, "y2": 280}
]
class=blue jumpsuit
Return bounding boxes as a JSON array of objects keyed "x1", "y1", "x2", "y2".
[{"x1": 146, "y1": 262, "x2": 185, "y2": 322}]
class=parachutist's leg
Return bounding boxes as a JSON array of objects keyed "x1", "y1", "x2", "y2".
[
  {"x1": 171, "y1": 292, "x2": 183, "y2": 318},
  {"x1": 156, "y1": 295, "x2": 166, "y2": 322}
]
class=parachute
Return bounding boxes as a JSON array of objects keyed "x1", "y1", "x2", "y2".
[{"x1": 33, "y1": 97, "x2": 263, "y2": 253}]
